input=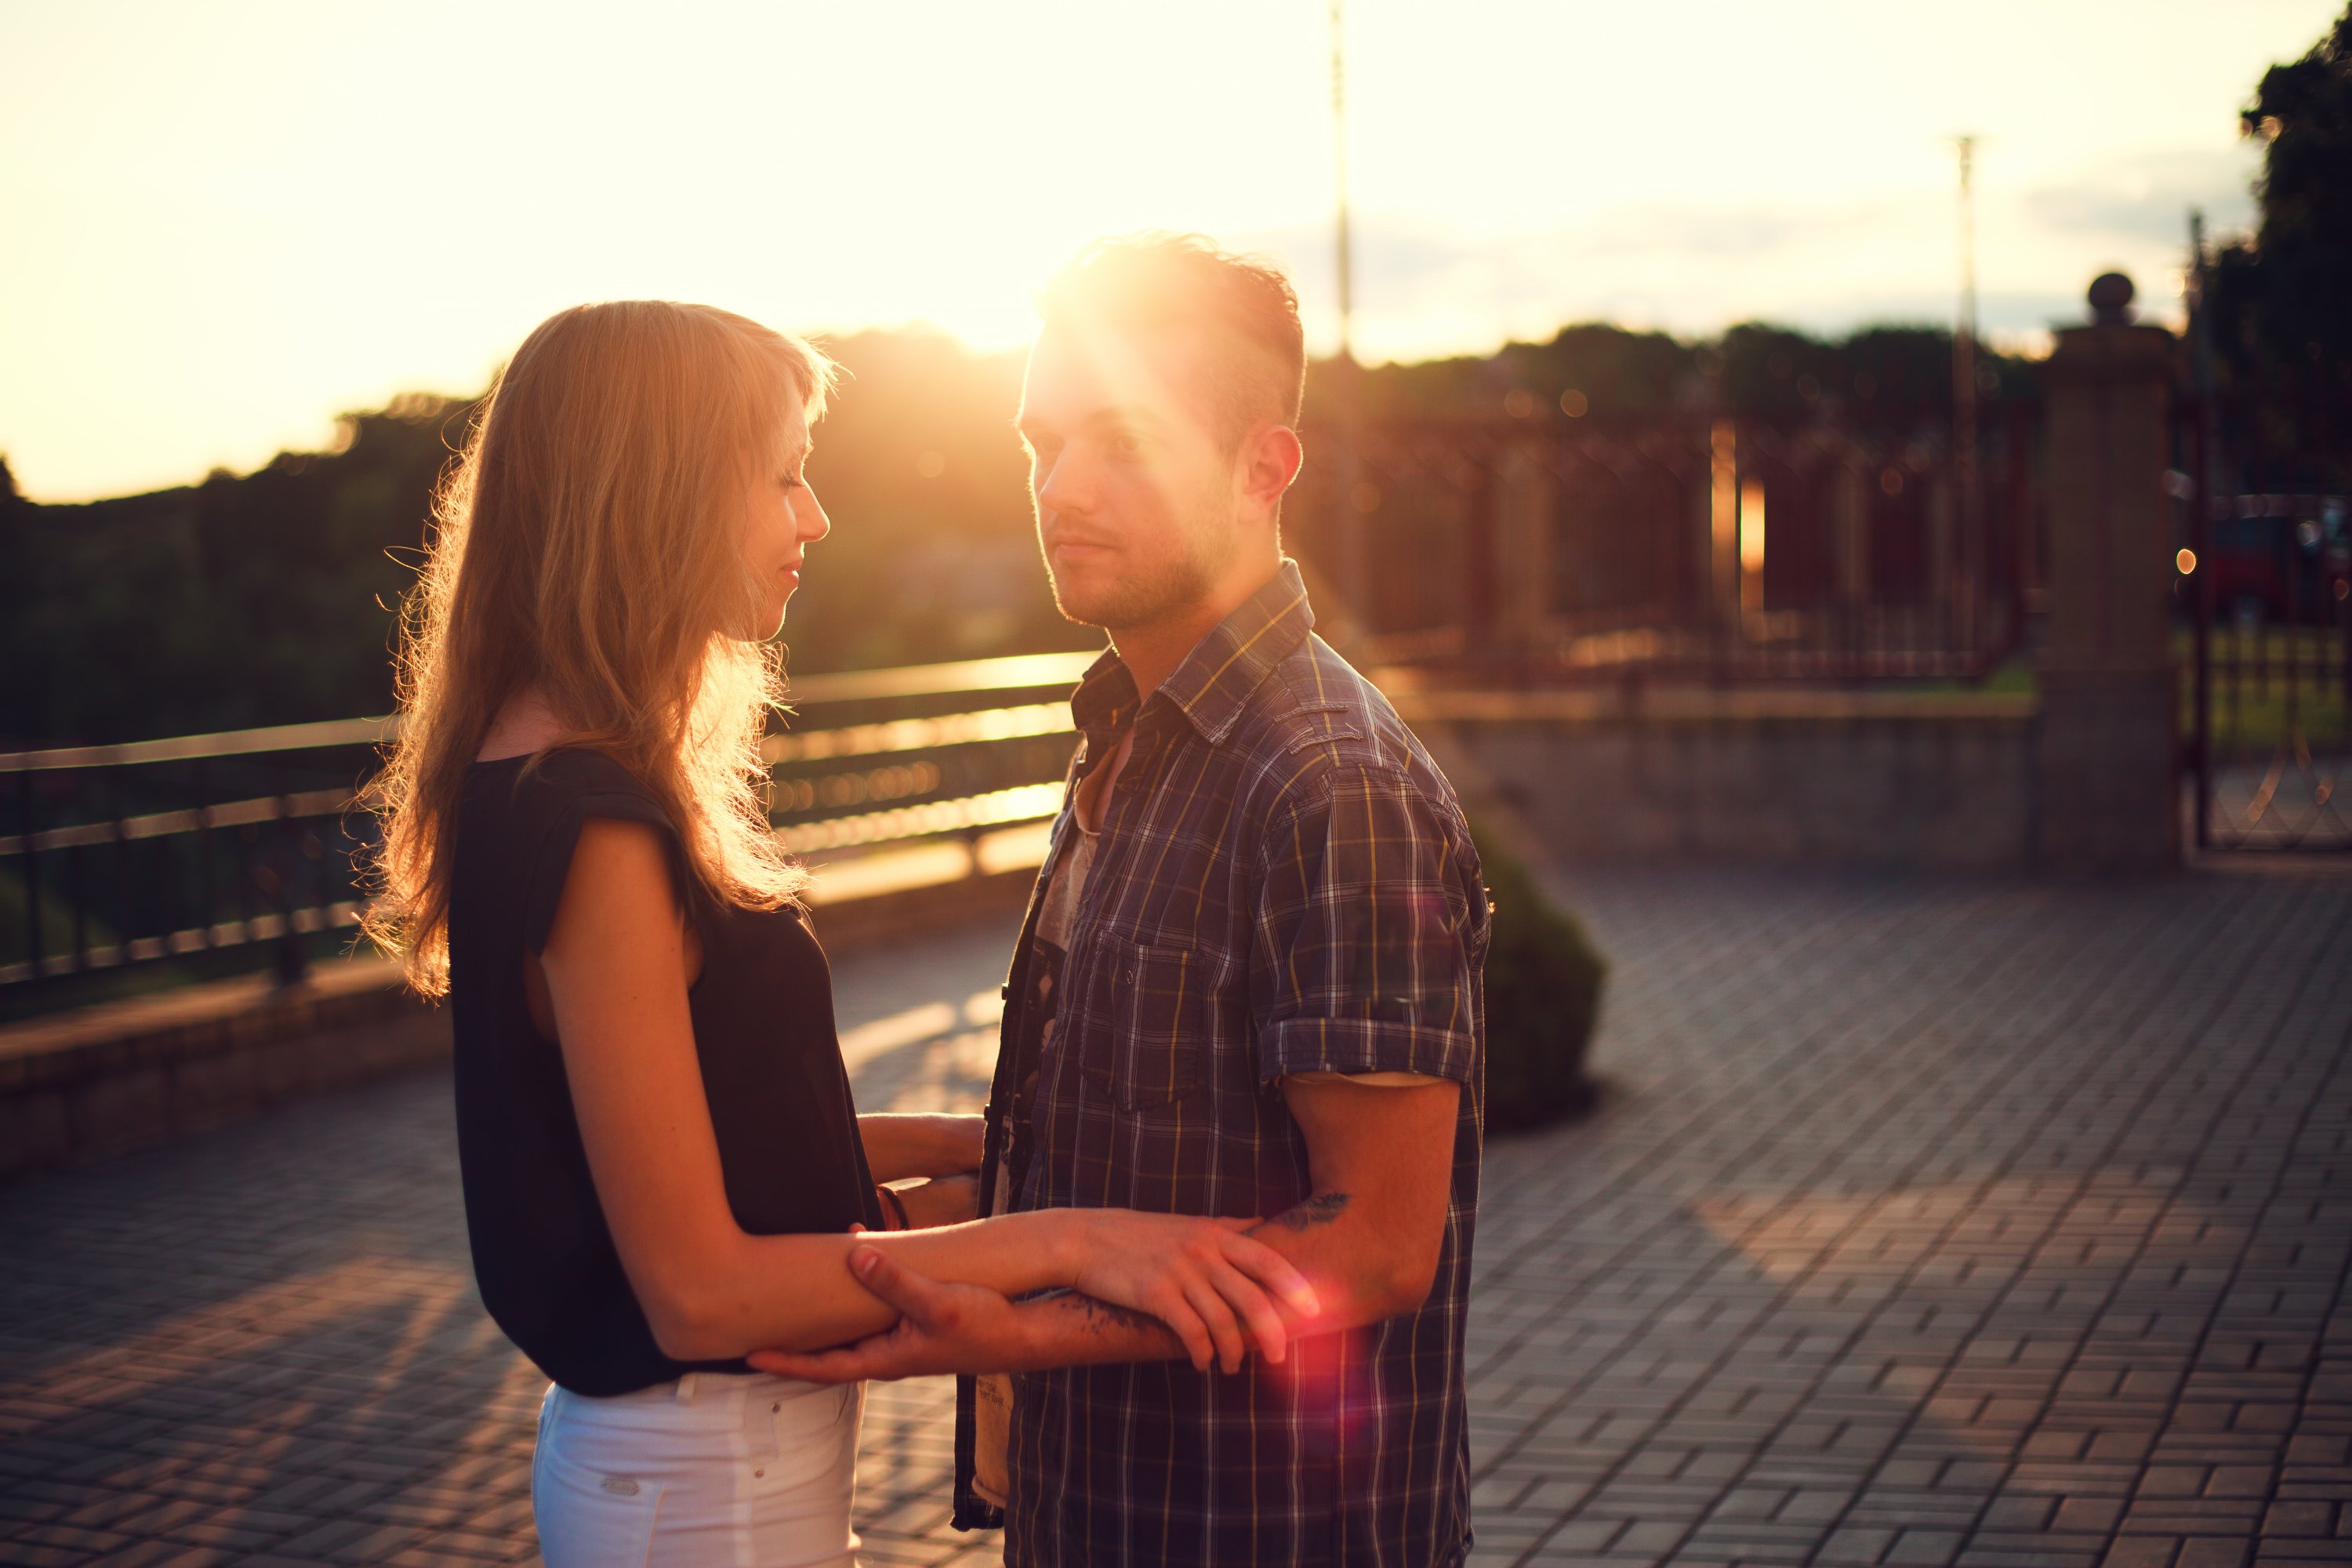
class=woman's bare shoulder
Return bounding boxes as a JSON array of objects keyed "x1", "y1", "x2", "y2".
[{"x1": 477, "y1": 691, "x2": 564, "y2": 761}]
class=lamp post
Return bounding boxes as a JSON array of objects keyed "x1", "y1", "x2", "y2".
[{"x1": 1952, "y1": 134, "x2": 1982, "y2": 659}]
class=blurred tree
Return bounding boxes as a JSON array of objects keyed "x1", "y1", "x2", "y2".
[
  {"x1": 1309, "y1": 320, "x2": 2028, "y2": 441},
  {"x1": 0, "y1": 399, "x2": 468, "y2": 745},
  {"x1": 788, "y1": 329, "x2": 1091, "y2": 677},
  {"x1": 1716, "y1": 323, "x2": 1836, "y2": 426},
  {"x1": 2, "y1": 311, "x2": 2042, "y2": 750},
  {"x1": 2209, "y1": 2, "x2": 2352, "y2": 489},
  {"x1": 0, "y1": 332, "x2": 1085, "y2": 746},
  {"x1": 1308, "y1": 322, "x2": 1696, "y2": 423}
]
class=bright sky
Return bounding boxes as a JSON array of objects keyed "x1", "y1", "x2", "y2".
[{"x1": 2, "y1": 0, "x2": 2338, "y2": 501}]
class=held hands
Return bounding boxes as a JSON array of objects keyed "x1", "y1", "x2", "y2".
[
  {"x1": 1065, "y1": 1211, "x2": 1320, "y2": 1372},
  {"x1": 747, "y1": 1211, "x2": 1325, "y2": 1384},
  {"x1": 750, "y1": 1245, "x2": 1036, "y2": 1384}
]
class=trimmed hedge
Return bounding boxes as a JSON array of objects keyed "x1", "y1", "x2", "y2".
[{"x1": 1472, "y1": 819, "x2": 1608, "y2": 1131}]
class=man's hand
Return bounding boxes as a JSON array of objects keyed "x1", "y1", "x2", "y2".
[
  {"x1": 751, "y1": 1245, "x2": 1199, "y2": 1381},
  {"x1": 858, "y1": 1112, "x2": 986, "y2": 1183},
  {"x1": 749, "y1": 1245, "x2": 1036, "y2": 1383},
  {"x1": 893, "y1": 1173, "x2": 981, "y2": 1229}
]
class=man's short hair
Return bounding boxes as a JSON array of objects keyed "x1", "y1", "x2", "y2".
[{"x1": 1038, "y1": 233, "x2": 1306, "y2": 449}]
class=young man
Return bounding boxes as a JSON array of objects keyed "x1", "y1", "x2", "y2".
[{"x1": 757, "y1": 235, "x2": 1490, "y2": 1566}]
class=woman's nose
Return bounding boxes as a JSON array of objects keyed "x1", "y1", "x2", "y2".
[{"x1": 796, "y1": 486, "x2": 831, "y2": 543}]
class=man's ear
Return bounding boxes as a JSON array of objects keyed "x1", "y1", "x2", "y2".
[{"x1": 1239, "y1": 425, "x2": 1304, "y2": 524}]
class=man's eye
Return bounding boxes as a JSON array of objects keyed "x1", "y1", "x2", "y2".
[{"x1": 1111, "y1": 432, "x2": 1143, "y2": 457}]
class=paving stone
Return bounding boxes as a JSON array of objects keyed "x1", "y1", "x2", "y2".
[{"x1": 6, "y1": 865, "x2": 2352, "y2": 1567}]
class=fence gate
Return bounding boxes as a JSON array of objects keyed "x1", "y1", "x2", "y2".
[{"x1": 2189, "y1": 493, "x2": 2352, "y2": 850}]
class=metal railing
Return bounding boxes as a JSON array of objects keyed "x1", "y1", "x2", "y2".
[
  {"x1": 2187, "y1": 494, "x2": 2352, "y2": 850},
  {"x1": 1295, "y1": 413, "x2": 2038, "y2": 685},
  {"x1": 0, "y1": 652, "x2": 1096, "y2": 994}
]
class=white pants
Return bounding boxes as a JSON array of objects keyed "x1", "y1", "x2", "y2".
[{"x1": 533, "y1": 1373, "x2": 865, "y2": 1568}]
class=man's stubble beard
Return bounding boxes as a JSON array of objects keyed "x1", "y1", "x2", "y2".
[{"x1": 1045, "y1": 519, "x2": 1226, "y2": 634}]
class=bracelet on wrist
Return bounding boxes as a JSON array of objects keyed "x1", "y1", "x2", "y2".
[{"x1": 878, "y1": 1183, "x2": 912, "y2": 1231}]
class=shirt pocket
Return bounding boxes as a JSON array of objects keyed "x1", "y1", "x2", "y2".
[{"x1": 1084, "y1": 938, "x2": 1207, "y2": 1111}]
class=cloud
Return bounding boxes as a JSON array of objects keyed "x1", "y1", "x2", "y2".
[
  {"x1": 1238, "y1": 154, "x2": 2240, "y2": 361},
  {"x1": 2020, "y1": 145, "x2": 2261, "y2": 243}
]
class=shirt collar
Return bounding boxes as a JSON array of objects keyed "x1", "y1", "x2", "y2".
[{"x1": 1068, "y1": 560, "x2": 1316, "y2": 749}]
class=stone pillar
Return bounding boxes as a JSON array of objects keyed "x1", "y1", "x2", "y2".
[{"x1": 2037, "y1": 273, "x2": 2180, "y2": 872}]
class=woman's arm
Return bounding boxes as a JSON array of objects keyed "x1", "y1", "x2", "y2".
[
  {"x1": 541, "y1": 818, "x2": 1311, "y2": 1367},
  {"x1": 859, "y1": 1113, "x2": 985, "y2": 1184}
]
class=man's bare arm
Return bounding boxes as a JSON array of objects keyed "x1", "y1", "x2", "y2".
[
  {"x1": 749, "y1": 1077, "x2": 1457, "y2": 1381},
  {"x1": 996, "y1": 1077, "x2": 1457, "y2": 1363}
]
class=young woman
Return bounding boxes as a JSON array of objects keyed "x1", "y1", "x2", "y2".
[{"x1": 365, "y1": 301, "x2": 1317, "y2": 1567}]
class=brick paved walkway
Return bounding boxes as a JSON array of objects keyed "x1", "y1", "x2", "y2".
[{"x1": 2, "y1": 861, "x2": 2348, "y2": 1567}]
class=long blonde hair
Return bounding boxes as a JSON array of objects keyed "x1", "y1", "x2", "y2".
[{"x1": 364, "y1": 301, "x2": 836, "y2": 996}]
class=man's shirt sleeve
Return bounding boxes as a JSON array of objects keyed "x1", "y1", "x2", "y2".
[{"x1": 1250, "y1": 760, "x2": 1483, "y2": 1086}]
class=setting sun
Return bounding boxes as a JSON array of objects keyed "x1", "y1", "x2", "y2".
[{"x1": 2, "y1": 0, "x2": 2339, "y2": 500}]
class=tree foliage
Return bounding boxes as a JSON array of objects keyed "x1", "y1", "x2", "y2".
[
  {"x1": 0, "y1": 333, "x2": 1091, "y2": 746},
  {"x1": 2209, "y1": 2, "x2": 2352, "y2": 488},
  {"x1": 1309, "y1": 319, "x2": 2029, "y2": 440},
  {"x1": 6, "y1": 312, "x2": 2025, "y2": 746}
]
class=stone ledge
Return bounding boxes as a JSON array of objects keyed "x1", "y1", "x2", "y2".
[{"x1": 0, "y1": 866, "x2": 1040, "y2": 1184}]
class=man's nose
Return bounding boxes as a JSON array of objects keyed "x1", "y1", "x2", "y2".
[
  {"x1": 1035, "y1": 451, "x2": 1092, "y2": 518},
  {"x1": 796, "y1": 486, "x2": 831, "y2": 543}
]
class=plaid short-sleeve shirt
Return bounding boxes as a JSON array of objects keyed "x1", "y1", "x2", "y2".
[{"x1": 956, "y1": 561, "x2": 1490, "y2": 1568}]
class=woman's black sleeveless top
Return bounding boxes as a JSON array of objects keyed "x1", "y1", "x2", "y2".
[{"x1": 448, "y1": 750, "x2": 883, "y2": 1396}]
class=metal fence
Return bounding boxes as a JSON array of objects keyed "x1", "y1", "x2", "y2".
[
  {"x1": 1293, "y1": 412, "x2": 2038, "y2": 684},
  {"x1": 2187, "y1": 493, "x2": 2352, "y2": 850},
  {"x1": 0, "y1": 652, "x2": 1095, "y2": 996}
]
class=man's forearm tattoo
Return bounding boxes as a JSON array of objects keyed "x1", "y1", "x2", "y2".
[
  {"x1": 1073, "y1": 1295, "x2": 1165, "y2": 1338},
  {"x1": 1260, "y1": 1191, "x2": 1352, "y2": 1232}
]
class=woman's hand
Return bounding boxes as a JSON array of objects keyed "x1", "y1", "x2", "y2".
[
  {"x1": 1064, "y1": 1212, "x2": 1322, "y2": 1374},
  {"x1": 893, "y1": 1174, "x2": 980, "y2": 1229}
]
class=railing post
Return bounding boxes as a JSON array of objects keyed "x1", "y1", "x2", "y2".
[
  {"x1": 1835, "y1": 449, "x2": 1868, "y2": 684},
  {"x1": 273, "y1": 792, "x2": 310, "y2": 986},
  {"x1": 1710, "y1": 420, "x2": 1740, "y2": 677},
  {"x1": 19, "y1": 769, "x2": 42, "y2": 978},
  {"x1": 194, "y1": 763, "x2": 216, "y2": 951},
  {"x1": 67, "y1": 837, "x2": 87, "y2": 975},
  {"x1": 112, "y1": 768, "x2": 135, "y2": 970},
  {"x1": 1494, "y1": 437, "x2": 1554, "y2": 669},
  {"x1": 1463, "y1": 447, "x2": 1499, "y2": 659},
  {"x1": 1928, "y1": 469, "x2": 1955, "y2": 662}
]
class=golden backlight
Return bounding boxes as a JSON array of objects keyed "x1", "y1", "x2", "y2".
[{"x1": 0, "y1": 0, "x2": 2333, "y2": 501}]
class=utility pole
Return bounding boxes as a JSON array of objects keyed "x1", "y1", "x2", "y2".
[
  {"x1": 1952, "y1": 134, "x2": 1982, "y2": 658},
  {"x1": 1328, "y1": 0, "x2": 1369, "y2": 633},
  {"x1": 1330, "y1": 0, "x2": 1355, "y2": 365}
]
